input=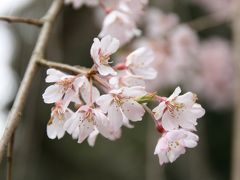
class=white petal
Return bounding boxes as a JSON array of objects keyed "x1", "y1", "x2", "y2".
[
  {"x1": 96, "y1": 94, "x2": 113, "y2": 113},
  {"x1": 152, "y1": 102, "x2": 166, "y2": 120},
  {"x1": 87, "y1": 129, "x2": 99, "y2": 147},
  {"x1": 161, "y1": 112, "x2": 179, "y2": 130},
  {"x1": 121, "y1": 110, "x2": 134, "y2": 128},
  {"x1": 90, "y1": 38, "x2": 101, "y2": 64},
  {"x1": 47, "y1": 124, "x2": 57, "y2": 139},
  {"x1": 97, "y1": 65, "x2": 117, "y2": 76},
  {"x1": 63, "y1": 114, "x2": 80, "y2": 134},
  {"x1": 131, "y1": 67, "x2": 157, "y2": 80},
  {"x1": 191, "y1": 103, "x2": 205, "y2": 118},
  {"x1": 158, "y1": 152, "x2": 169, "y2": 165},
  {"x1": 62, "y1": 89, "x2": 76, "y2": 110},
  {"x1": 122, "y1": 86, "x2": 147, "y2": 97},
  {"x1": 72, "y1": 127, "x2": 79, "y2": 139},
  {"x1": 42, "y1": 85, "x2": 63, "y2": 104},
  {"x1": 101, "y1": 35, "x2": 120, "y2": 55},
  {"x1": 123, "y1": 75, "x2": 145, "y2": 87},
  {"x1": 168, "y1": 86, "x2": 181, "y2": 100},
  {"x1": 80, "y1": 77, "x2": 100, "y2": 104},
  {"x1": 176, "y1": 92, "x2": 195, "y2": 107},
  {"x1": 78, "y1": 120, "x2": 94, "y2": 143},
  {"x1": 46, "y1": 68, "x2": 66, "y2": 83},
  {"x1": 126, "y1": 47, "x2": 155, "y2": 67},
  {"x1": 108, "y1": 103, "x2": 123, "y2": 130},
  {"x1": 122, "y1": 99, "x2": 145, "y2": 121}
]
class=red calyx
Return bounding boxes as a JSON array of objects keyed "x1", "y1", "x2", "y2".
[
  {"x1": 114, "y1": 63, "x2": 127, "y2": 70},
  {"x1": 156, "y1": 121, "x2": 165, "y2": 134}
]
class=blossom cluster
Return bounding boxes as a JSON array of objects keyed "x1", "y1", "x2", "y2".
[
  {"x1": 42, "y1": 35, "x2": 205, "y2": 165},
  {"x1": 65, "y1": 0, "x2": 148, "y2": 46}
]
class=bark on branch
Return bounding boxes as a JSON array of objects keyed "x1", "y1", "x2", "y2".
[
  {"x1": 37, "y1": 59, "x2": 89, "y2": 75},
  {"x1": 0, "y1": 0, "x2": 64, "y2": 164},
  {"x1": 0, "y1": 16, "x2": 43, "y2": 27}
]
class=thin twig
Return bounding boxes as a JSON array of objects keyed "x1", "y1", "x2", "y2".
[
  {"x1": 0, "y1": 16, "x2": 43, "y2": 27},
  {"x1": 37, "y1": 59, "x2": 111, "y2": 91},
  {"x1": 232, "y1": 1, "x2": 240, "y2": 179},
  {"x1": 37, "y1": 59, "x2": 89, "y2": 75},
  {"x1": 142, "y1": 104, "x2": 158, "y2": 126},
  {"x1": 6, "y1": 134, "x2": 14, "y2": 180},
  {"x1": 0, "y1": 0, "x2": 64, "y2": 164},
  {"x1": 187, "y1": 9, "x2": 231, "y2": 31}
]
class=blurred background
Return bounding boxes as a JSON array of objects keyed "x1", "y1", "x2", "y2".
[{"x1": 0, "y1": 0, "x2": 233, "y2": 179}]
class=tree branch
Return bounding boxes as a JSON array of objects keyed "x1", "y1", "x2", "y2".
[
  {"x1": 37, "y1": 59, "x2": 89, "y2": 75},
  {"x1": 6, "y1": 134, "x2": 14, "y2": 180},
  {"x1": 0, "y1": 0, "x2": 64, "y2": 164},
  {"x1": 37, "y1": 59, "x2": 111, "y2": 91},
  {"x1": 187, "y1": 9, "x2": 231, "y2": 31},
  {"x1": 0, "y1": 16, "x2": 43, "y2": 27}
]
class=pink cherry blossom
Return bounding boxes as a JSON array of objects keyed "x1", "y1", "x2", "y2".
[
  {"x1": 64, "y1": 105, "x2": 119, "y2": 144},
  {"x1": 42, "y1": 68, "x2": 82, "y2": 109},
  {"x1": 79, "y1": 76, "x2": 100, "y2": 104},
  {"x1": 96, "y1": 86, "x2": 147, "y2": 129},
  {"x1": 170, "y1": 25, "x2": 199, "y2": 62},
  {"x1": 118, "y1": 0, "x2": 147, "y2": 21},
  {"x1": 145, "y1": 8, "x2": 179, "y2": 38},
  {"x1": 99, "y1": 10, "x2": 140, "y2": 46},
  {"x1": 109, "y1": 74, "x2": 145, "y2": 89},
  {"x1": 91, "y1": 35, "x2": 119, "y2": 76},
  {"x1": 193, "y1": 38, "x2": 234, "y2": 109},
  {"x1": 47, "y1": 102, "x2": 73, "y2": 139},
  {"x1": 154, "y1": 129, "x2": 199, "y2": 165},
  {"x1": 125, "y1": 47, "x2": 157, "y2": 80},
  {"x1": 153, "y1": 87, "x2": 205, "y2": 131}
]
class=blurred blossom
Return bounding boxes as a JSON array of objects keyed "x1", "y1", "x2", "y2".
[
  {"x1": 192, "y1": 38, "x2": 234, "y2": 109},
  {"x1": 145, "y1": 8, "x2": 179, "y2": 38},
  {"x1": 0, "y1": 0, "x2": 33, "y2": 15},
  {"x1": 131, "y1": 10, "x2": 199, "y2": 91}
]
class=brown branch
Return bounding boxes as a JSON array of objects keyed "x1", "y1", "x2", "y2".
[
  {"x1": 142, "y1": 104, "x2": 158, "y2": 126},
  {"x1": 0, "y1": 0, "x2": 64, "y2": 164},
  {"x1": 6, "y1": 134, "x2": 14, "y2": 180},
  {"x1": 0, "y1": 16, "x2": 43, "y2": 27},
  {"x1": 232, "y1": 1, "x2": 240, "y2": 180},
  {"x1": 37, "y1": 59, "x2": 111, "y2": 91},
  {"x1": 187, "y1": 9, "x2": 231, "y2": 31},
  {"x1": 37, "y1": 59, "x2": 89, "y2": 75}
]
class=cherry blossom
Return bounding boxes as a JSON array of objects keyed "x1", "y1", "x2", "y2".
[
  {"x1": 42, "y1": 68, "x2": 82, "y2": 109},
  {"x1": 91, "y1": 35, "x2": 119, "y2": 76},
  {"x1": 64, "y1": 105, "x2": 119, "y2": 144},
  {"x1": 153, "y1": 87, "x2": 205, "y2": 131},
  {"x1": 109, "y1": 75, "x2": 145, "y2": 89},
  {"x1": 79, "y1": 76, "x2": 100, "y2": 104},
  {"x1": 118, "y1": 0, "x2": 147, "y2": 21},
  {"x1": 47, "y1": 102, "x2": 73, "y2": 139},
  {"x1": 154, "y1": 129, "x2": 199, "y2": 165},
  {"x1": 145, "y1": 8, "x2": 179, "y2": 38},
  {"x1": 192, "y1": 38, "x2": 234, "y2": 109},
  {"x1": 99, "y1": 11, "x2": 141, "y2": 46},
  {"x1": 96, "y1": 86, "x2": 147, "y2": 129},
  {"x1": 170, "y1": 25, "x2": 199, "y2": 62},
  {"x1": 125, "y1": 47, "x2": 157, "y2": 80}
]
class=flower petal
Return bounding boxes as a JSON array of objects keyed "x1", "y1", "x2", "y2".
[
  {"x1": 42, "y1": 85, "x2": 63, "y2": 104},
  {"x1": 122, "y1": 99, "x2": 145, "y2": 121}
]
